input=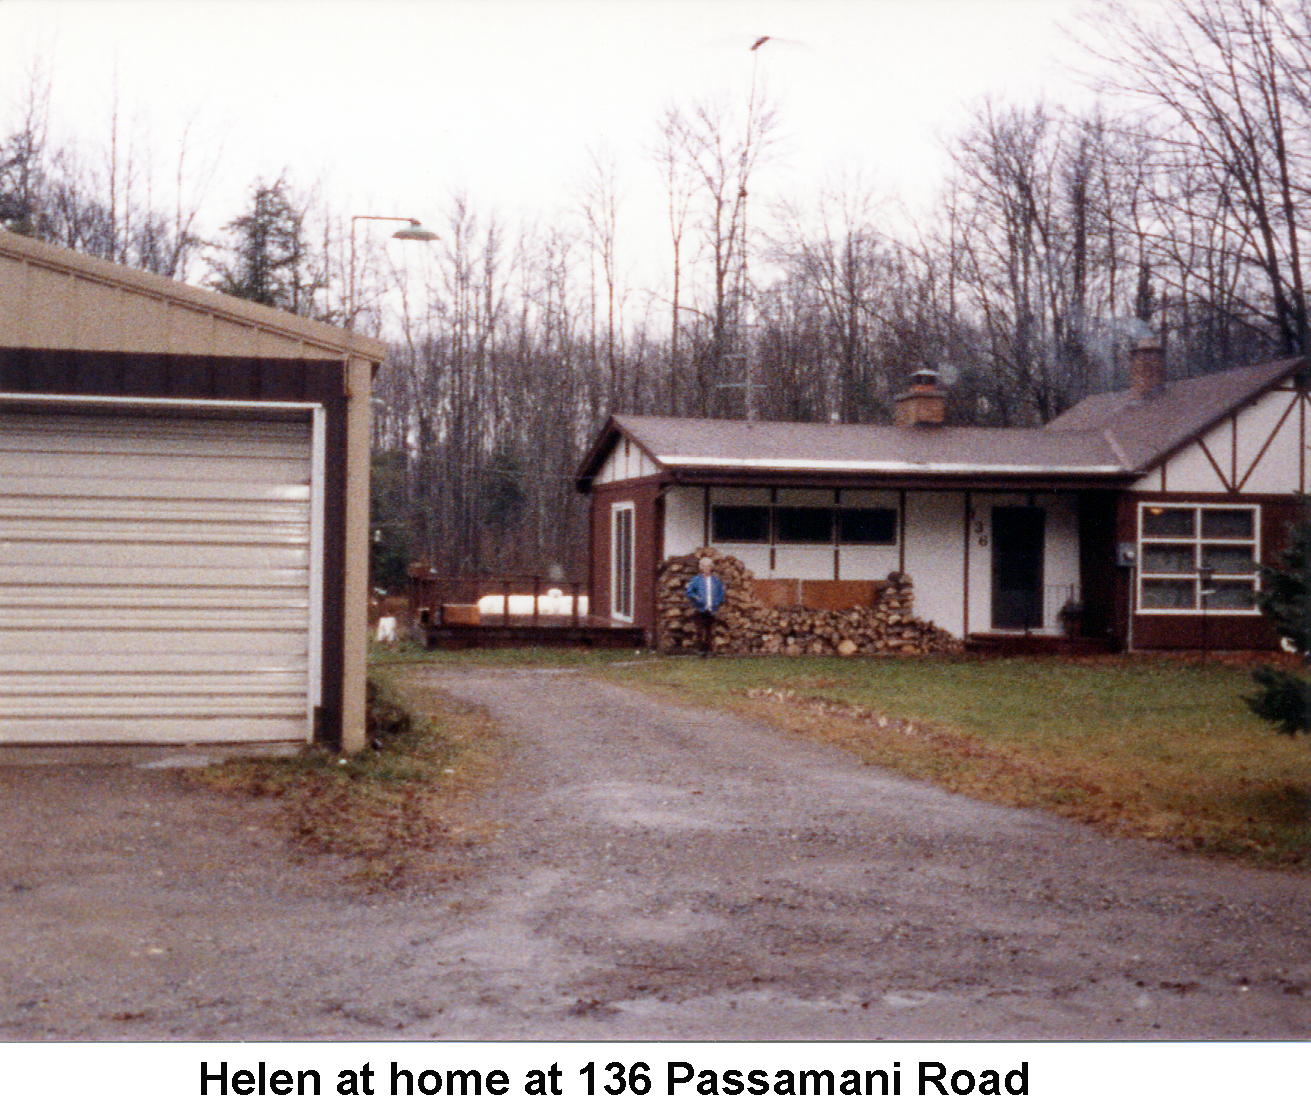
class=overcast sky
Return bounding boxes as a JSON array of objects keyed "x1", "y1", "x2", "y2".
[{"x1": 1, "y1": 0, "x2": 1105, "y2": 286}]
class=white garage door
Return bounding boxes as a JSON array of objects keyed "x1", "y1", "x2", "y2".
[{"x1": 0, "y1": 407, "x2": 318, "y2": 744}]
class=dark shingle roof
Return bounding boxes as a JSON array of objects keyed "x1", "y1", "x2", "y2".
[
  {"x1": 1046, "y1": 357, "x2": 1302, "y2": 471},
  {"x1": 611, "y1": 415, "x2": 1120, "y2": 475},
  {"x1": 576, "y1": 356, "x2": 1307, "y2": 490}
]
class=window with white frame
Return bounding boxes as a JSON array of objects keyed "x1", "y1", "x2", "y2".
[
  {"x1": 611, "y1": 502, "x2": 635, "y2": 621},
  {"x1": 1137, "y1": 503, "x2": 1260, "y2": 613}
]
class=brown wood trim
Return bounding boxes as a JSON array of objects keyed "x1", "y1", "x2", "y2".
[
  {"x1": 654, "y1": 491, "x2": 666, "y2": 578},
  {"x1": 1237, "y1": 389, "x2": 1298, "y2": 492},
  {"x1": 318, "y1": 394, "x2": 348, "y2": 744},
  {"x1": 586, "y1": 486, "x2": 597, "y2": 608},
  {"x1": 832, "y1": 488, "x2": 840, "y2": 579},
  {"x1": 1195, "y1": 436, "x2": 1235, "y2": 492},
  {"x1": 702, "y1": 486, "x2": 711, "y2": 547},
  {"x1": 1231, "y1": 413, "x2": 1239, "y2": 490},
  {"x1": 590, "y1": 475, "x2": 666, "y2": 496},
  {"x1": 666, "y1": 466, "x2": 1127, "y2": 492},
  {"x1": 963, "y1": 491, "x2": 972, "y2": 638},
  {"x1": 0, "y1": 348, "x2": 345, "y2": 402},
  {"x1": 769, "y1": 487, "x2": 777, "y2": 571},
  {"x1": 898, "y1": 490, "x2": 907, "y2": 574}
]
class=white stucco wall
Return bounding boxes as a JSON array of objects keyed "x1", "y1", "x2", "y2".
[
  {"x1": 902, "y1": 491, "x2": 966, "y2": 637},
  {"x1": 663, "y1": 486, "x2": 704, "y2": 557}
]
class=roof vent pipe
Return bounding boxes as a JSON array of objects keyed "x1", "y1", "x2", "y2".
[
  {"x1": 893, "y1": 368, "x2": 947, "y2": 428},
  {"x1": 1129, "y1": 336, "x2": 1165, "y2": 399}
]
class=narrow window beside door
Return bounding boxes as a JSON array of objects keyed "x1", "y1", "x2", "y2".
[{"x1": 612, "y1": 503, "x2": 635, "y2": 621}]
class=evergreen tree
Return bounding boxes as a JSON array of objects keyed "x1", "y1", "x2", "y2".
[
  {"x1": 209, "y1": 176, "x2": 324, "y2": 315},
  {"x1": 1246, "y1": 503, "x2": 1311, "y2": 735}
]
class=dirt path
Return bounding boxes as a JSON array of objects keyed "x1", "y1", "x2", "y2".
[{"x1": 1, "y1": 663, "x2": 1310, "y2": 1040}]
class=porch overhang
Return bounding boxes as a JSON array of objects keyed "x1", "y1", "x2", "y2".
[{"x1": 662, "y1": 463, "x2": 1132, "y2": 491}]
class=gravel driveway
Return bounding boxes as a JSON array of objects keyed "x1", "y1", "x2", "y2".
[{"x1": 1, "y1": 663, "x2": 1309, "y2": 1040}]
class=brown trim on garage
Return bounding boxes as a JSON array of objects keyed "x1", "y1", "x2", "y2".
[
  {"x1": 0, "y1": 348, "x2": 346, "y2": 403},
  {"x1": 0, "y1": 347, "x2": 351, "y2": 744}
]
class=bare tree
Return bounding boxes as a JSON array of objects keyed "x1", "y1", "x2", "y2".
[
  {"x1": 660, "y1": 93, "x2": 778, "y2": 417},
  {"x1": 577, "y1": 144, "x2": 625, "y2": 408},
  {"x1": 1085, "y1": 0, "x2": 1311, "y2": 355},
  {"x1": 0, "y1": 63, "x2": 53, "y2": 238},
  {"x1": 653, "y1": 105, "x2": 698, "y2": 413}
]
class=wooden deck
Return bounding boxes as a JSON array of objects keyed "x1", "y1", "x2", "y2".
[{"x1": 422, "y1": 616, "x2": 646, "y2": 650}]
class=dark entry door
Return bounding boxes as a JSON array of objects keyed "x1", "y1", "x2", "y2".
[{"x1": 992, "y1": 506, "x2": 1045, "y2": 630}]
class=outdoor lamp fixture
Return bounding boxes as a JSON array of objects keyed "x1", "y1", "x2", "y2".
[{"x1": 348, "y1": 215, "x2": 440, "y2": 329}]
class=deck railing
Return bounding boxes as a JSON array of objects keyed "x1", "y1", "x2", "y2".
[{"x1": 408, "y1": 566, "x2": 590, "y2": 629}]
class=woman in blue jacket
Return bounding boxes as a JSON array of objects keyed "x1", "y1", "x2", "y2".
[{"x1": 685, "y1": 555, "x2": 726, "y2": 656}]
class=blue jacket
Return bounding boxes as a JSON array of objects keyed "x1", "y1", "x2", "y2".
[{"x1": 685, "y1": 572, "x2": 725, "y2": 612}]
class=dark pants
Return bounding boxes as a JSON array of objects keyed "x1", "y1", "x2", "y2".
[{"x1": 693, "y1": 609, "x2": 719, "y2": 655}]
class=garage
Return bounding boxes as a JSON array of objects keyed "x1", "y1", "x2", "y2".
[{"x1": 0, "y1": 229, "x2": 387, "y2": 751}]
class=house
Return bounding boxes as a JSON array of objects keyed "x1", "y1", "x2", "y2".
[
  {"x1": 0, "y1": 229, "x2": 388, "y2": 751},
  {"x1": 575, "y1": 340, "x2": 1310, "y2": 651}
]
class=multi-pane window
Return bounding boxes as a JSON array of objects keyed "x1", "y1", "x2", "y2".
[
  {"x1": 710, "y1": 503, "x2": 898, "y2": 546},
  {"x1": 1138, "y1": 504, "x2": 1259, "y2": 613}
]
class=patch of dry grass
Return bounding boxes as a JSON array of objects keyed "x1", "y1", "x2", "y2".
[
  {"x1": 608, "y1": 653, "x2": 1311, "y2": 868},
  {"x1": 189, "y1": 673, "x2": 510, "y2": 888}
]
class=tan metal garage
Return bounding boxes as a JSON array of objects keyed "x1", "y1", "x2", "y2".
[{"x1": 0, "y1": 230, "x2": 387, "y2": 752}]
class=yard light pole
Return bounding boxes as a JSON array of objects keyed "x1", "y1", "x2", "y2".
[
  {"x1": 1198, "y1": 563, "x2": 1214, "y2": 661},
  {"x1": 348, "y1": 215, "x2": 439, "y2": 331}
]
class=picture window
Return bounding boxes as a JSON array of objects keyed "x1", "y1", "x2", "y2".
[
  {"x1": 774, "y1": 506, "x2": 834, "y2": 544},
  {"x1": 837, "y1": 507, "x2": 898, "y2": 545},
  {"x1": 711, "y1": 505, "x2": 770, "y2": 544},
  {"x1": 710, "y1": 502, "x2": 898, "y2": 547},
  {"x1": 1137, "y1": 503, "x2": 1259, "y2": 614}
]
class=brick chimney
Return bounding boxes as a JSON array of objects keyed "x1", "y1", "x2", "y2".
[
  {"x1": 1128, "y1": 336, "x2": 1165, "y2": 398},
  {"x1": 893, "y1": 368, "x2": 947, "y2": 428}
]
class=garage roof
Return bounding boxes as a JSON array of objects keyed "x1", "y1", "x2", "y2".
[{"x1": 0, "y1": 228, "x2": 389, "y2": 363}]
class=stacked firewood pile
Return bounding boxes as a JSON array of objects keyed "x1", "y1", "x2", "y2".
[{"x1": 655, "y1": 548, "x2": 961, "y2": 656}]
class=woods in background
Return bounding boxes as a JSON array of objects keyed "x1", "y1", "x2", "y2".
[{"x1": 5, "y1": 0, "x2": 1311, "y2": 585}]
